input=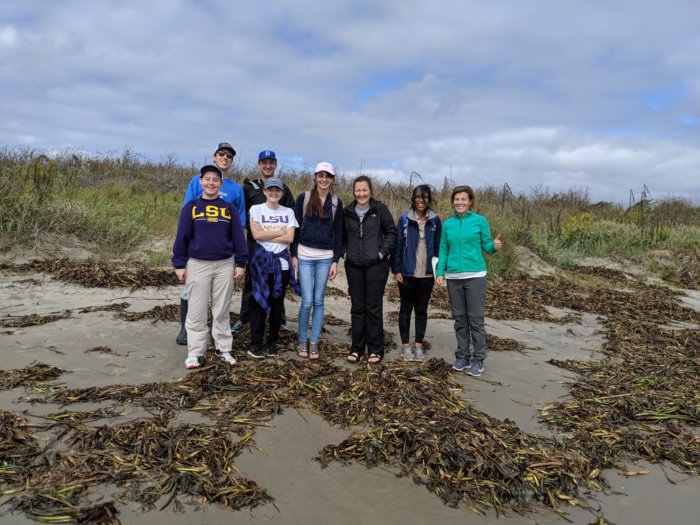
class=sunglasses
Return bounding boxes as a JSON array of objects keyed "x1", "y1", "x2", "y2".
[{"x1": 216, "y1": 151, "x2": 234, "y2": 159}]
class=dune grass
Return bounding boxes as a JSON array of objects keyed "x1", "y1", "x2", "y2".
[{"x1": 1, "y1": 147, "x2": 698, "y2": 282}]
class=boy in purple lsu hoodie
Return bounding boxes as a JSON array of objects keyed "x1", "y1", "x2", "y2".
[{"x1": 172, "y1": 165, "x2": 248, "y2": 369}]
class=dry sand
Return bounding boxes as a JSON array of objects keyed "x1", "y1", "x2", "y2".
[{"x1": 1, "y1": 263, "x2": 699, "y2": 525}]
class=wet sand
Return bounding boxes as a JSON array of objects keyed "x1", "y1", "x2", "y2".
[{"x1": 1, "y1": 265, "x2": 699, "y2": 525}]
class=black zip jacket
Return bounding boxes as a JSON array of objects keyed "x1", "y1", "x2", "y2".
[{"x1": 342, "y1": 198, "x2": 396, "y2": 267}]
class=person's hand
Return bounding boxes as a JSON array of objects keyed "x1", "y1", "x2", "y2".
[
  {"x1": 328, "y1": 262, "x2": 337, "y2": 280},
  {"x1": 378, "y1": 252, "x2": 384, "y2": 260},
  {"x1": 436, "y1": 276, "x2": 444, "y2": 286},
  {"x1": 291, "y1": 256, "x2": 298, "y2": 273},
  {"x1": 234, "y1": 267, "x2": 245, "y2": 279},
  {"x1": 494, "y1": 234, "x2": 503, "y2": 250},
  {"x1": 394, "y1": 272, "x2": 403, "y2": 284},
  {"x1": 175, "y1": 268, "x2": 186, "y2": 283},
  {"x1": 252, "y1": 221, "x2": 262, "y2": 231}
]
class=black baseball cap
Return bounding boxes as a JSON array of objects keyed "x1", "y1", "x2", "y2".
[
  {"x1": 215, "y1": 142, "x2": 236, "y2": 157},
  {"x1": 200, "y1": 165, "x2": 223, "y2": 178}
]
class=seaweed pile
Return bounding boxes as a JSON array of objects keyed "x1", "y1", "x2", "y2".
[
  {"x1": 1, "y1": 260, "x2": 699, "y2": 522},
  {"x1": 0, "y1": 363, "x2": 65, "y2": 389},
  {"x1": 1, "y1": 358, "x2": 606, "y2": 522},
  {"x1": 0, "y1": 259, "x2": 178, "y2": 289},
  {"x1": 313, "y1": 359, "x2": 603, "y2": 513},
  {"x1": 0, "y1": 311, "x2": 72, "y2": 328}
]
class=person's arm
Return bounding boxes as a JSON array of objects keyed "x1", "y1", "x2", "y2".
[
  {"x1": 290, "y1": 194, "x2": 304, "y2": 258},
  {"x1": 331, "y1": 197, "x2": 344, "y2": 262},
  {"x1": 391, "y1": 214, "x2": 404, "y2": 275},
  {"x1": 433, "y1": 217, "x2": 442, "y2": 258},
  {"x1": 436, "y1": 222, "x2": 448, "y2": 285},
  {"x1": 275, "y1": 226, "x2": 296, "y2": 244},
  {"x1": 250, "y1": 222, "x2": 290, "y2": 241},
  {"x1": 234, "y1": 184, "x2": 246, "y2": 228},
  {"x1": 229, "y1": 204, "x2": 248, "y2": 270},
  {"x1": 172, "y1": 204, "x2": 194, "y2": 280},
  {"x1": 480, "y1": 216, "x2": 497, "y2": 254},
  {"x1": 181, "y1": 176, "x2": 201, "y2": 207},
  {"x1": 378, "y1": 205, "x2": 396, "y2": 260}
]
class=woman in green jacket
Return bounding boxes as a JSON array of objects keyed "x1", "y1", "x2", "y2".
[{"x1": 436, "y1": 185, "x2": 502, "y2": 377}]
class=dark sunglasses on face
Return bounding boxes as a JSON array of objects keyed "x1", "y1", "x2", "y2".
[{"x1": 216, "y1": 151, "x2": 234, "y2": 159}]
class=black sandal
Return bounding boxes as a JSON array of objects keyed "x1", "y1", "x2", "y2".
[
  {"x1": 347, "y1": 352, "x2": 360, "y2": 363},
  {"x1": 368, "y1": 353, "x2": 382, "y2": 364}
]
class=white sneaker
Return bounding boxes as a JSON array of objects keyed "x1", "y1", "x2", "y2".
[
  {"x1": 400, "y1": 346, "x2": 414, "y2": 361},
  {"x1": 219, "y1": 352, "x2": 236, "y2": 365},
  {"x1": 184, "y1": 356, "x2": 200, "y2": 369}
]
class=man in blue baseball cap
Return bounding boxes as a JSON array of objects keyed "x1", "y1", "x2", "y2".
[{"x1": 231, "y1": 149, "x2": 295, "y2": 334}]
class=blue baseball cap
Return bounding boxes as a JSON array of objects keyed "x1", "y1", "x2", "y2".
[{"x1": 258, "y1": 150, "x2": 276, "y2": 161}]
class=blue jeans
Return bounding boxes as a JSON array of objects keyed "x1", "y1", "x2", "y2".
[{"x1": 297, "y1": 257, "x2": 333, "y2": 344}]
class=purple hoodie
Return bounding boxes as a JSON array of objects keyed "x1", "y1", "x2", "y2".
[{"x1": 172, "y1": 197, "x2": 248, "y2": 268}]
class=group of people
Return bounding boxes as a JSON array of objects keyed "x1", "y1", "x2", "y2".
[{"x1": 172, "y1": 142, "x2": 502, "y2": 377}]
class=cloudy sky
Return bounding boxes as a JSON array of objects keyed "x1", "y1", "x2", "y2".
[{"x1": 2, "y1": 0, "x2": 699, "y2": 202}]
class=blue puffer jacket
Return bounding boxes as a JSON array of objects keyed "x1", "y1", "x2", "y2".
[{"x1": 391, "y1": 209, "x2": 442, "y2": 276}]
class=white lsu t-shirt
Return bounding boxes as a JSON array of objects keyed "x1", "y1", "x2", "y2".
[{"x1": 249, "y1": 203, "x2": 299, "y2": 270}]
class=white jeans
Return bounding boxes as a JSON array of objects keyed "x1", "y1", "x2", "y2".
[{"x1": 185, "y1": 257, "x2": 234, "y2": 358}]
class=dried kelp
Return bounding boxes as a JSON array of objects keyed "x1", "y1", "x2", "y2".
[
  {"x1": 0, "y1": 311, "x2": 71, "y2": 328},
  {"x1": 0, "y1": 363, "x2": 65, "y2": 390},
  {"x1": 0, "y1": 259, "x2": 178, "y2": 289},
  {"x1": 487, "y1": 335, "x2": 527, "y2": 353},
  {"x1": 78, "y1": 303, "x2": 130, "y2": 314},
  {"x1": 9, "y1": 497, "x2": 121, "y2": 524},
  {"x1": 312, "y1": 359, "x2": 604, "y2": 512},
  {"x1": 115, "y1": 304, "x2": 179, "y2": 323}
]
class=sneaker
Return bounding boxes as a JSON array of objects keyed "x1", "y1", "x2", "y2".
[
  {"x1": 413, "y1": 347, "x2": 426, "y2": 362},
  {"x1": 267, "y1": 345, "x2": 279, "y2": 358},
  {"x1": 467, "y1": 361, "x2": 484, "y2": 377},
  {"x1": 230, "y1": 320, "x2": 246, "y2": 333},
  {"x1": 219, "y1": 352, "x2": 236, "y2": 365},
  {"x1": 247, "y1": 347, "x2": 265, "y2": 359},
  {"x1": 452, "y1": 357, "x2": 469, "y2": 372},
  {"x1": 400, "y1": 346, "x2": 414, "y2": 361},
  {"x1": 184, "y1": 357, "x2": 200, "y2": 369}
]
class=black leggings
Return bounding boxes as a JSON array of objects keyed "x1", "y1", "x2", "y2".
[{"x1": 398, "y1": 276, "x2": 434, "y2": 344}]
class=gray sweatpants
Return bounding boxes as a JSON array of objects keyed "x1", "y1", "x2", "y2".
[
  {"x1": 185, "y1": 257, "x2": 235, "y2": 358},
  {"x1": 446, "y1": 276, "x2": 488, "y2": 363}
]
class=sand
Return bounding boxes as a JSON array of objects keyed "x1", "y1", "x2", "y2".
[{"x1": 1, "y1": 263, "x2": 699, "y2": 525}]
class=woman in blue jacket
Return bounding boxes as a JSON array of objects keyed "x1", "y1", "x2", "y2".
[
  {"x1": 391, "y1": 185, "x2": 442, "y2": 362},
  {"x1": 291, "y1": 162, "x2": 343, "y2": 360}
]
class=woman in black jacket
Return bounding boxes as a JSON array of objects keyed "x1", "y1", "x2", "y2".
[{"x1": 343, "y1": 175, "x2": 396, "y2": 363}]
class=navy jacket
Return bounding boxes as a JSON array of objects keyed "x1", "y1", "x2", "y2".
[
  {"x1": 391, "y1": 209, "x2": 441, "y2": 277},
  {"x1": 291, "y1": 193, "x2": 344, "y2": 262}
]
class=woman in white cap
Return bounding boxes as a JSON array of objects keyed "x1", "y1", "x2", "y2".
[{"x1": 291, "y1": 162, "x2": 344, "y2": 360}]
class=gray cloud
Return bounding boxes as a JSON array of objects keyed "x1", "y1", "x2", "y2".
[{"x1": 1, "y1": 0, "x2": 699, "y2": 202}]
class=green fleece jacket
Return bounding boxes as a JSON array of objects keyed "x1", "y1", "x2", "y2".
[{"x1": 436, "y1": 211, "x2": 496, "y2": 276}]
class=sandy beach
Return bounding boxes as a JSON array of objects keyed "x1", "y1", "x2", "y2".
[{"x1": 1, "y1": 260, "x2": 699, "y2": 525}]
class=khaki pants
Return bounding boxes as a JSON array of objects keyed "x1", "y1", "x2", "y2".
[{"x1": 185, "y1": 257, "x2": 234, "y2": 358}]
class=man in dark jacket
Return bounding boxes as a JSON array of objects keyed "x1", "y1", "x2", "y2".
[{"x1": 231, "y1": 150, "x2": 295, "y2": 332}]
